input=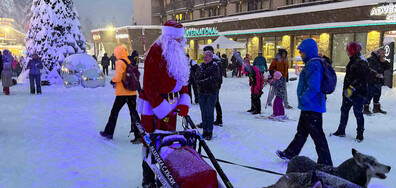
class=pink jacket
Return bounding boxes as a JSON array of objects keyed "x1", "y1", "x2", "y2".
[{"x1": 250, "y1": 66, "x2": 264, "y2": 94}]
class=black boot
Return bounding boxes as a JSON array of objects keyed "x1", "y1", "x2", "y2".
[
  {"x1": 247, "y1": 109, "x2": 254, "y2": 113},
  {"x1": 363, "y1": 104, "x2": 372, "y2": 115},
  {"x1": 131, "y1": 137, "x2": 142, "y2": 144},
  {"x1": 356, "y1": 134, "x2": 364, "y2": 143},
  {"x1": 214, "y1": 119, "x2": 223, "y2": 127},
  {"x1": 373, "y1": 103, "x2": 387, "y2": 114},
  {"x1": 205, "y1": 132, "x2": 213, "y2": 140},
  {"x1": 330, "y1": 130, "x2": 345, "y2": 137}
]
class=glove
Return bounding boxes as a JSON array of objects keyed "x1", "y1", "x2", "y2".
[
  {"x1": 110, "y1": 81, "x2": 116, "y2": 89},
  {"x1": 343, "y1": 85, "x2": 355, "y2": 98},
  {"x1": 176, "y1": 105, "x2": 189, "y2": 117}
]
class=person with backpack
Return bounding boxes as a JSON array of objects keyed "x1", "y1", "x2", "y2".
[
  {"x1": 276, "y1": 39, "x2": 333, "y2": 166},
  {"x1": 253, "y1": 51, "x2": 268, "y2": 74},
  {"x1": 221, "y1": 54, "x2": 229, "y2": 77},
  {"x1": 331, "y1": 41, "x2": 369, "y2": 142},
  {"x1": 231, "y1": 50, "x2": 243, "y2": 78},
  {"x1": 187, "y1": 53, "x2": 199, "y2": 104},
  {"x1": 101, "y1": 53, "x2": 110, "y2": 76},
  {"x1": 363, "y1": 48, "x2": 390, "y2": 115},
  {"x1": 243, "y1": 64, "x2": 264, "y2": 115},
  {"x1": 268, "y1": 49, "x2": 292, "y2": 109},
  {"x1": 100, "y1": 46, "x2": 141, "y2": 144}
]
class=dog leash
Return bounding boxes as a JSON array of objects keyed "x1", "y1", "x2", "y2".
[{"x1": 201, "y1": 155, "x2": 285, "y2": 176}]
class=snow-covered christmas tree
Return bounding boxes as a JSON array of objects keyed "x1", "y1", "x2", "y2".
[{"x1": 25, "y1": 0, "x2": 86, "y2": 84}]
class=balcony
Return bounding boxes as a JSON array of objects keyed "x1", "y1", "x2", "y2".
[{"x1": 193, "y1": 0, "x2": 222, "y2": 8}]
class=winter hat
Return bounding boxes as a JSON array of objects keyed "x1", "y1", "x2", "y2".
[
  {"x1": 162, "y1": 20, "x2": 184, "y2": 38},
  {"x1": 274, "y1": 71, "x2": 282, "y2": 80},
  {"x1": 203, "y1": 45, "x2": 214, "y2": 53},
  {"x1": 242, "y1": 64, "x2": 253, "y2": 75},
  {"x1": 346, "y1": 41, "x2": 362, "y2": 56}
]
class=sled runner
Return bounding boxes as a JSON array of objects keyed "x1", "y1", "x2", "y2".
[{"x1": 136, "y1": 115, "x2": 233, "y2": 188}]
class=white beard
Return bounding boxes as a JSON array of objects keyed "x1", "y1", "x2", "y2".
[{"x1": 157, "y1": 35, "x2": 190, "y2": 86}]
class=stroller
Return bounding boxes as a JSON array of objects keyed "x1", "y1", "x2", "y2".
[{"x1": 136, "y1": 115, "x2": 233, "y2": 188}]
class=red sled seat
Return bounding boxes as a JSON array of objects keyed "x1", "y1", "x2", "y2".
[{"x1": 163, "y1": 146, "x2": 218, "y2": 188}]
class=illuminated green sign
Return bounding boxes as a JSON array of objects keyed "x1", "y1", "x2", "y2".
[{"x1": 185, "y1": 27, "x2": 219, "y2": 37}]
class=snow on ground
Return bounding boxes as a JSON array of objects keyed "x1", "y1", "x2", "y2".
[{"x1": 0, "y1": 69, "x2": 395, "y2": 188}]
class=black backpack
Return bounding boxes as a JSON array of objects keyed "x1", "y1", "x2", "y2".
[
  {"x1": 310, "y1": 58, "x2": 337, "y2": 94},
  {"x1": 119, "y1": 59, "x2": 140, "y2": 91}
]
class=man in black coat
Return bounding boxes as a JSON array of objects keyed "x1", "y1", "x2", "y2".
[
  {"x1": 203, "y1": 46, "x2": 224, "y2": 127},
  {"x1": 110, "y1": 53, "x2": 116, "y2": 70},
  {"x1": 101, "y1": 53, "x2": 110, "y2": 76},
  {"x1": 194, "y1": 50, "x2": 221, "y2": 140},
  {"x1": 331, "y1": 42, "x2": 369, "y2": 142},
  {"x1": 363, "y1": 48, "x2": 391, "y2": 115},
  {"x1": 187, "y1": 54, "x2": 199, "y2": 104}
]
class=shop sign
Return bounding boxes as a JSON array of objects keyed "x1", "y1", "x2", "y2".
[
  {"x1": 383, "y1": 41, "x2": 394, "y2": 88},
  {"x1": 115, "y1": 34, "x2": 129, "y2": 39},
  {"x1": 185, "y1": 27, "x2": 219, "y2": 37},
  {"x1": 93, "y1": 34, "x2": 101, "y2": 41},
  {"x1": 370, "y1": 3, "x2": 396, "y2": 22}
]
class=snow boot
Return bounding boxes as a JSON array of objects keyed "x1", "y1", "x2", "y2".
[
  {"x1": 252, "y1": 111, "x2": 261, "y2": 115},
  {"x1": 276, "y1": 150, "x2": 292, "y2": 162},
  {"x1": 363, "y1": 104, "x2": 372, "y2": 115},
  {"x1": 197, "y1": 123, "x2": 203, "y2": 128},
  {"x1": 214, "y1": 119, "x2": 223, "y2": 127},
  {"x1": 372, "y1": 103, "x2": 387, "y2": 114},
  {"x1": 355, "y1": 134, "x2": 364, "y2": 143},
  {"x1": 4, "y1": 87, "x2": 10, "y2": 95},
  {"x1": 285, "y1": 105, "x2": 293, "y2": 109},
  {"x1": 130, "y1": 137, "x2": 142, "y2": 144},
  {"x1": 204, "y1": 132, "x2": 213, "y2": 141},
  {"x1": 99, "y1": 131, "x2": 113, "y2": 139},
  {"x1": 330, "y1": 130, "x2": 346, "y2": 137},
  {"x1": 247, "y1": 109, "x2": 254, "y2": 113}
]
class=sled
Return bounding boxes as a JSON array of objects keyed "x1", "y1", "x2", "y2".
[{"x1": 136, "y1": 115, "x2": 233, "y2": 188}]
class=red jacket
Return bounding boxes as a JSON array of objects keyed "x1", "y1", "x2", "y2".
[{"x1": 250, "y1": 66, "x2": 264, "y2": 95}]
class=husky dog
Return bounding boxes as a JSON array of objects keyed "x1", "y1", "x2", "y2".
[{"x1": 267, "y1": 149, "x2": 391, "y2": 188}]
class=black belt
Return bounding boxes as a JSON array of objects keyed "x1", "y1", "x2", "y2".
[{"x1": 160, "y1": 92, "x2": 179, "y2": 100}]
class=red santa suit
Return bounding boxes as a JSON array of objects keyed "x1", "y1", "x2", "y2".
[{"x1": 138, "y1": 21, "x2": 191, "y2": 133}]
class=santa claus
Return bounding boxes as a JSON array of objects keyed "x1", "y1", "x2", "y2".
[{"x1": 137, "y1": 20, "x2": 190, "y2": 187}]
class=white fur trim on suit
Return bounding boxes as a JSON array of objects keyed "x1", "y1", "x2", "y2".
[
  {"x1": 162, "y1": 26, "x2": 184, "y2": 37},
  {"x1": 137, "y1": 98, "x2": 154, "y2": 115},
  {"x1": 178, "y1": 94, "x2": 191, "y2": 107},
  {"x1": 152, "y1": 100, "x2": 172, "y2": 119},
  {"x1": 172, "y1": 82, "x2": 183, "y2": 93}
]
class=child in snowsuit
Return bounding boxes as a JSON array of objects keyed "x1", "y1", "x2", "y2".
[
  {"x1": 243, "y1": 64, "x2": 264, "y2": 115},
  {"x1": 269, "y1": 71, "x2": 286, "y2": 120}
]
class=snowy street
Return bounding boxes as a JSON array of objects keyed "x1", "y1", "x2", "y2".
[{"x1": 0, "y1": 70, "x2": 395, "y2": 187}]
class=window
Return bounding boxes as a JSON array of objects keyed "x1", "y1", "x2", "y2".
[
  {"x1": 286, "y1": 0, "x2": 293, "y2": 5},
  {"x1": 236, "y1": 2, "x2": 243, "y2": 12},
  {"x1": 332, "y1": 33, "x2": 354, "y2": 67}
]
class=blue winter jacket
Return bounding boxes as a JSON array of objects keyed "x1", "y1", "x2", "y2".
[
  {"x1": 253, "y1": 56, "x2": 267, "y2": 72},
  {"x1": 296, "y1": 39, "x2": 326, "y2": 113},
  {"x1": 27, "y1": 58, "x2": 43, "y2": 75}
]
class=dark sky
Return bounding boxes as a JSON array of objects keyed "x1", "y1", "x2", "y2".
[{"x1": 74, "y1": 0, "x2": 134, "y2": 28}]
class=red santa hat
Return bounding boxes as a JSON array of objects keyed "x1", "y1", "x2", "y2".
[{"x1": 162, "y1": 20, "x2": 185, "y2": 38}]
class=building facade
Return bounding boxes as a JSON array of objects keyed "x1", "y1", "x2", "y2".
[
  {"x1": 132, "y1": 0, "x2": 396, "y2": 86},
  {"x1": 90, "y1": 26, "x2": 161, "y2": 58}
]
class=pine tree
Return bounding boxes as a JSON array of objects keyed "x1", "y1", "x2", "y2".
[{"x1": 25, "y1": 0, "x2": 86, "y2": 84}]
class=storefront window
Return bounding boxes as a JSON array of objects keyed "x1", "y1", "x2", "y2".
[
  {"x1": 319, "y1": 33, "x2": 330, "y2": 57},
  {"x1": 262, "y1": 37, "x2": 276, "y2": 62},
  {"x1": 332, "y1": 33, "x2": 354, "y2": 67},
  {"x1": 188, "y1": 40, "x2": 196, "y2": 60},
  {"x1": 356, "y1": 33, "x2": 367, "y2": 55},
  {"x1": 281, "y1": 35, "x2": 291, "y2": 59},
  {"x1": 248, "y1": 37, "x2": 260, "y2": 59},
  {"x1": 237, "y1": 38, "x2": 247, "y2": 58},
  {"x1": 293, "y1": 35, "x2": 309, "y2": 66},
  {"x1": 367, "y1": 31, "x2": 381, "y2": 54},
  {"x1": 197, "y1": 40, "x2": 205, "y2": 61}
]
